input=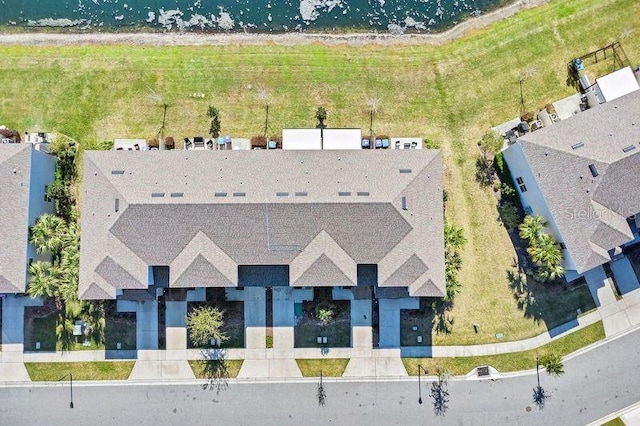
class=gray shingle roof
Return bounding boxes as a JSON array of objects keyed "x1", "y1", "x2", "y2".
[
  {"x1": 79, "y1": 149, "x2": 445, "y2": 299},
  {"x1": 514, "y1": 89, "x2": 640, "y2": 274},
  {"x1": 0, "y1": 144, "x2": 33, "y2": 293}
]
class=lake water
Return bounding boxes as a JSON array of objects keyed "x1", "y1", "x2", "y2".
[{"x1": 0, "y1": 0, "x2": 505, "y2": 33}]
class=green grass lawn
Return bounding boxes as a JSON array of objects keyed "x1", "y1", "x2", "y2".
[
  {"x1": 601, "y1": 418, "x2": 626, "y2": 426},
  {"x1": 403, "y1": 320, "x2": 604, "y2": 376},
  {"x1": 25, "y1": 361, "x2": 134, "y2": 381},
  {"x1": 188, "y1": 359, "x2": 243, "y2": 379},
  {"x1": 296, "y1": 359, "x2": 350, "y2": 377},
  {"x1": 3, "y1": 0, "x2": 639, "y2": 345}
]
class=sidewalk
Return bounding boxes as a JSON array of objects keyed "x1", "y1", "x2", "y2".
[{"x1": 5, "y1": 286, "x2": 640, "y2": 383}]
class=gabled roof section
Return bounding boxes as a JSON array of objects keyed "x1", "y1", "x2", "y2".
[
  {"x1": 0, "y1": 144, "x2": 32, "y2": 293},
  {"x1": 170, "y1": 231, "x2": 238, "y2": 287},
  {"x1": 292, "y1": 254, "x2": 355, "y2": 287},
  {"x1": 80, "y1": 149, "x2": 445, "y2": 298},
  {"x1": 290, "y1": 230, "x2": 357, "y2": 286},
  {"x1": 173, "y1": 254, "x2": 235, "y2": 288},
  {"x1": 513, "y1": 90, "x2": 640, "y2": 273}
]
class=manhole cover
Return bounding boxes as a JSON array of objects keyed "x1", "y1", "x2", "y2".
[{"x1": 526, "y1": 406, "x2": 532, "y2": 412}]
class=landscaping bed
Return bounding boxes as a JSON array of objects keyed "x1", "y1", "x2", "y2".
[
  {"x1": 187, "y1": 289, "x2": 244, "y2": 349},
  {"x1": 104, "y1": 300, "x2": 136, "y2": 350},
  {"x1": 294, "y1": 300, "x2": 350, "y2": 348}
]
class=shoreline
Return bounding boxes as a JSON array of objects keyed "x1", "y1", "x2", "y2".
[{"x1": 0, "y1": 0, "x2": 547, "y2": 46}]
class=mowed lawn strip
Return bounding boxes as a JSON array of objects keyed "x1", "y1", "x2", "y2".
[
  {"x1": 296, "y1": 358, "x2": 350, "y2": 377},
  {"x1": 1, "y1": 0, "x2": 638, "y2": 345},
  {"x1": 188, "y1": 359, "x2": 244, "y2": 379},
  {"x1": 403, "y1": 321, "x2": 604, "y2": 376},
  {"x1": 25, "y1": 361, "x2": 134, "y2": 381}
]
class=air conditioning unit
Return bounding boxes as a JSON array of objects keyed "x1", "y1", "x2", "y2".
[{"x1": 531, "y1": 120, "x2": 544, "y2": 131}]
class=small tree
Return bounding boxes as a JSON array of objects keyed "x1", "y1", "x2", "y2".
[
  {"x1": 540, "y1": 353, "x2": 564, "y2": 377},
  {"x1": 315, "y1": 302, "x2": 335, "y2": 325},
  {"x1": 477, "y1": 130, "x2": 503, "y2": 185},
  {"x1": 186, "y1": 306, "x2": 227, "y2": 347},
  {"x1": 478, "y1": 130, "x2": 504, "y2": 162},
  {"x1": 207, "y1": 105, "x2": 221, "y2": 139},
  {"x1": 315, "y1": 106, "x2": 327, "y2": 129}
]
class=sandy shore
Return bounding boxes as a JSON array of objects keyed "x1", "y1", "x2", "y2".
[{"x1": 0, "y1": 0, "x2": 547, "y2": 46}]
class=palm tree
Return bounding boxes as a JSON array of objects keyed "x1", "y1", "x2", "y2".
[
  {"x1": 543, "y1": 262, "x2": 565, "y2": 282},
  {"x1": 540, "y1": 353, "x2": 564, "y2": 377},
  {"x1": 30, "y1": 214, "x2": 67, "y2": 255},
  {"x1": 528, "y1": 234, "x2": 562, "y2": 266},
  {"x1": 444, "y1": 223, "x2": 467, "y2": 252},
  {"x1": 519, "y1": 215, "x2": 546, "y2": 243},
  {"x1": 27, "y1": 261, "x2": 61, "y2": 301}
]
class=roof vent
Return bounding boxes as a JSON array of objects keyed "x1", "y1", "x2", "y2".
[
  {"x1": 170, "y1": 192, "x2": 184, "y2": 198},
  {"x1": 588, "y1": 164, "x2": 599, "y2": 178},
  {"x1": 399, "y1": 169, "x2": 412, "y2": 174},
  {"x1": 151, "y1": 192, "x2": 165, "y2": 198},
  {"x1": 622, "y1": 145, "x2": 636, "y2": 153},
  {"x1": 214, "y1": 192, "x2": 228, "y2": 197},
  {"x1": 276, "y1": 192, "x2": 289, "y2": 197},
  {"x1": 294, "y1": 192, "x2": 308, "y2": 197},
  {"x1": 338, "y1": 192, "x2": 351, "y2": 196},
  {"x1": 111, "y1": 170, "x2": 125, "y2": 175},
  {"x1": 357, "y1": 191, "x2": 370, "y2": 196},
  {"x1": 233, "y1": 192, "x2": 246, "y2": 197},
  {"x1": 571, "y1": 142, "x2": 584, "y2": 150},
  {"x1": 401, "y1": 196, "x2": 408, "y2": 210}
]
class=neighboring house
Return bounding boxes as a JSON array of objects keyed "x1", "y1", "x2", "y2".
[
  {"x1": 79, "y1": 149, "x2": 444, "y2": 349},
  {"x1": 502, "y1": 89, "x2": 640, "y2": 280},
  {"x1": 0, "y1": 143, "x2": 57, "y2": 294}
]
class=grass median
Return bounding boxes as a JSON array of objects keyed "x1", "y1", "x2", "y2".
[
  {"x1": 403, "y1": 321, "x2": 604, "y2": 376},
  {"x1": 1, "y1": 0, "x2": 638, "y2": 345},
  {"x1": 189, "y1": 359, "x2": 243, "y2": 379},
  {"x1": 25, "y1": 361, "x2": 135, "y2": 381},
  {"x1": 296, "y1": 359, "x2": 350, "y2": 377}
]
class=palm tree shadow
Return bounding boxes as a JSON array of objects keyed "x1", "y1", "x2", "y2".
[
  {"x1": 199, "y1": 349, "x2": 230, "y2": 394},
  {"x1": 506, "y1": 270, "x2": 543, "y2": 325}
]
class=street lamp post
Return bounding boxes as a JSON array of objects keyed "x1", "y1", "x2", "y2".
[
  {"x1": 60, "y1": 373, "x2": 74, "y2": 408},
  {"x1": 417, "y1": 365, "x2": 428, "y2": 404}
]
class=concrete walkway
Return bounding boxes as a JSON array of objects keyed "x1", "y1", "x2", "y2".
[
  {"x1": 238, "y1": 287, "x2": 302, "y2": 378},
  {"x1": 0, "y1": 295, "x2": 42, "y2": 382},
  {"x1": 583, "y1": 265, "x2": 640, "y2": 338}
]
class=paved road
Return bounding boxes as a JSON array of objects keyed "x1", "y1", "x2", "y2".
[{"x1": 2, "y1": 329, "x2": 640, "y2": 425}]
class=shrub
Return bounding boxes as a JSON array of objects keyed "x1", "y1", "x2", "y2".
[
  {"x1": 165, "y1": 136, "x2": 175, "y2": 150},
  {"x1": 0, "y1": 128, "x2": 21, "y2": 142},
  {"x1": 520, "y1": 111, "x2": 535, "y2": 122},
  {"x1": 147, "y1": 138, "x2": 159, "y2": 149},
  {"x1": 250, "y1": 135, "x2": 267, "y2": 149},
  {"x1": 424, "y1": 138, "x2": 441, "y2": 149},
  {"x1": 315, "y1": 302, "x2": 336, "y2": 325},
  {"x1": 498, "y1": 201, "x2": 520, "y2": 230}
]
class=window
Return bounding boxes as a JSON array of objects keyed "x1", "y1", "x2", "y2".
[
  {"x1": 516, "y1": 177, "x2": 524, "y2": 185},
  {"x1": 519, "y1": 184, "x2": 528, "y2": 193},
  {"x1": 44, "y1": 185, "x2": 52, "y2": 202},
  {"x1": 524, "y1": 206, "x2": 533, "y2": 215},
  {"x1": 559, "y1": 242, "x2": 567, "y2": 250}
]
